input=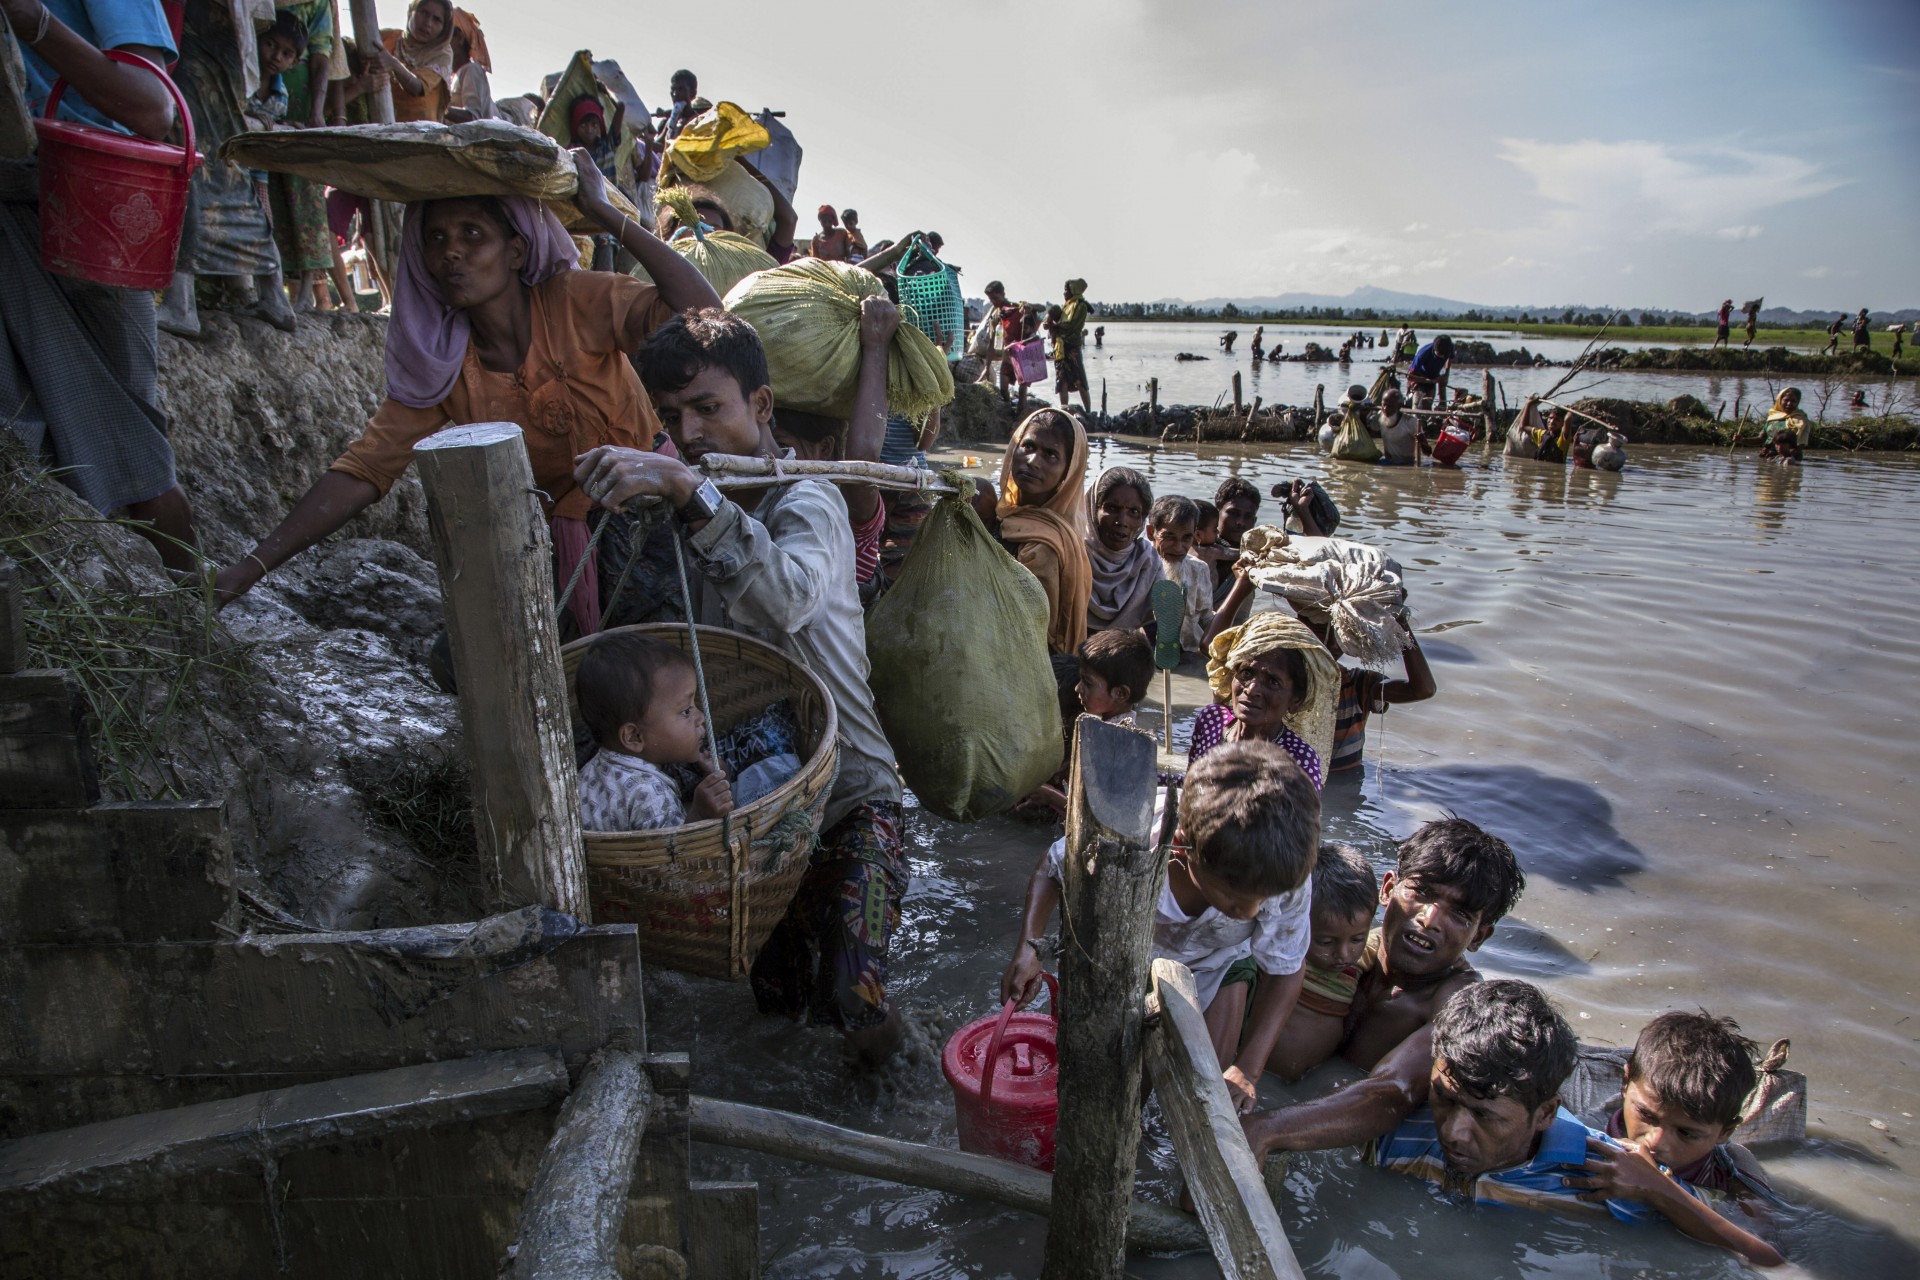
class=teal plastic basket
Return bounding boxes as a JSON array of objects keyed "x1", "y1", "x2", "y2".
[{"x1": 895, "y1": 237, "x2": 965, "y2": 359}]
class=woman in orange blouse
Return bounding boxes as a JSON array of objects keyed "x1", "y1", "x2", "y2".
[
  {"x1": 374, "y1": 0, "x2": 454, "y2": 123},
  {"x1": 213, "y1": 153, "x2": 722, "y2": 625}
]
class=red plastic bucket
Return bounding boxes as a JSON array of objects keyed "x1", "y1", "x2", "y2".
[
  {"x1": 1431, "y1": 421, "x2": 1474, "y2": 467},
  {"x1": 33, "y1": 51, "x2": 198, "y2": 289},
  {"x1": 942, "y1": 972, "x2": 1059, "y2": 1171}
]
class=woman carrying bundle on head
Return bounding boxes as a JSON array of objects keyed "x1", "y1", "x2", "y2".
[
  {"x1": 975, "y1": 409, "x2": 1090, "y2": 655},
  {"x1": 210, "y1": 153, "x2": 724, "y2": 635}
]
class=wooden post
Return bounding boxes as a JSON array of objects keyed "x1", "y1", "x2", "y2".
[
  {"x1": 0, "y1": 557, "x2": 22, "y2": 675},
  {"x1": 1100, "y1": 378, "x2": 1108, "y2": 423},
  {"x1": 1243, "y1": 396, "x2": 1261, "y2": 437},
  {"x1": 1232, "y1": 371, "x2": 1243, "y2": 414},
  {"x1": 1482, "y1": 371, "x2": 1497, "y2": 443},
  {"x1": 1148, "y1": 377, "x2": 1159, "y2": 421},
  {"x1": 414, "y1": 423, "x2": 589, "y2": 919},
  {"x1": 1144, "y1": 959, "x2": 1305, "y2": 1280},
  {"x1": 1311, "y1": 383, "x2": 1325, "y2": 428},
  {"x1": 1041, "y1": 716, "x2": 1163, "y2": 1280},
  {"x1": 687, "y1": 1097, "x2": 1205, "y2": 1255},
  {"x1": 512, "y1": 1049, "x2": 653, "y2": 1280}
]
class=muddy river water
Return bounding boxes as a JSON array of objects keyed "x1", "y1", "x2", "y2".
[{"x1": 646, "y1": 438, "x2": 1919, "y2": 1278}]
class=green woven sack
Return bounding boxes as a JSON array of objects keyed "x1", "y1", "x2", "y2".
[{"x1": 865, "y1": 493, "x2": 1063, "y2": 821}]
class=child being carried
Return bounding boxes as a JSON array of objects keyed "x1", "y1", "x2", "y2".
[{"x1": 574, "y1": 632, "x2": 742, "y2": 832}]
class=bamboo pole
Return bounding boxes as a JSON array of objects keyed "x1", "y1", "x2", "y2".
[
  {"x1": 1043, "y1": 716, "x2": 1164, "y2": 1280},
  {"x1": 413, "y1": 423, "x2": 589, "y2": 919},
  {"x1": 1482, "y1": 371, "x2": 1497, "y2": 442},
  {"x1": 1144, "y1": 960, "x2": 1305, "y2": 1280},
  {"x1": 686, "y1": 1097, "x2": 1205, "y2": 1254},
  {"x1": 1536, "y1": 399, "x2": 1627, "y2": 438},
  {"x1": 1311, "y1": 384, "x2": 1325, "y2": 428},
  {"x1": 347, "y1": 0, "x2": 398, "y2": 283},
  {"x1": 693, "y1": 453, "x2": 958, "y2": 495}
]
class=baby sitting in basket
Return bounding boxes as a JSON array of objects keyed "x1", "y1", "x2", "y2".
[{"x1": 574, "y1": 632, "x2": 802, "y2": 832}]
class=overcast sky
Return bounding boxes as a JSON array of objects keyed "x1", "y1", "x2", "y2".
[{"x1": 469, "y1": 0, "x2": 1919, "y2": 311}]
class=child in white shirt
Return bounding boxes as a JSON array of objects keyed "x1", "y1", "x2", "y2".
[
  {"x1": 575, "y1": 632, "x2": 733, "y2": 831},
  {"x1": 1001, "y1": 740, "x2": 1319, "y2": 1112},
  {"x1": 1149, "y1": 494, "x2": 1215, "y2": 656}
]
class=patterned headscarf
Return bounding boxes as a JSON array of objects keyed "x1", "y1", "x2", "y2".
[{"x1": 1206, "y1": 609, "x2": 1340, "y2": 768}]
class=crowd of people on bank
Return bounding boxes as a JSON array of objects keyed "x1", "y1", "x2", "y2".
[{"x1": 4, "y1": 1, "x2": 1790, "y2": 1265}]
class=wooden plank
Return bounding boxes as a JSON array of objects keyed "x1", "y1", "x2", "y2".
[
  {"x1": 0, "y1": 912, "x2": 645, "y2": 1135},
  {"x1": 0, "y1": 802, "x2": 234, "y2": 943},
  {"x1": 629, "y1": 1052, "x2": 692, "y2": 1251},
  {"x1": 0, "y1": 670, "x2": 96, "y2": 809},
  {"x1": 0, "y1": 1047, "x2": 567, "y2": 1194},
  {"x1": 413, "y1": 423, "x2": 588, "y2": 920},
  {"x1": 685, "y1": 1182, "x2": 759, "y2": 1280},
  {"x1": 0, "y1": 559, "x2": 23, "y2": 675},
  {"x1": 687, "y1": 1096, "x2": 1204, "y2": 1255},
  {"x1": 1043, "y1": 715, "x2": 1163, "y2": 1280},
  {"x1": 1144, "y1": 959, "x2": 1304, "y2": 1280},
  {"x1": 512, "y1": 1048, "x2": 653, "y2": 1280}
]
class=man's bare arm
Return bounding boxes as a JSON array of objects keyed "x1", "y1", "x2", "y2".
[{"x1": 1242, "y1": 1024, "x2": 1433, "y2": 1161}]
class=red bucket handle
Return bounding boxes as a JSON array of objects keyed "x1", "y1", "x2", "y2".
[
  {"x1": 44, "y1": 50, "x2": 196, "y2": 173},
  {"x1": 980, "y1": 970, "x2": 1057, "y2": 1112}
]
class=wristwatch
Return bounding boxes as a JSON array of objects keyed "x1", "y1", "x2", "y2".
[{"x1": 676, "y1": 477, "x2": 723, "y2": 525}]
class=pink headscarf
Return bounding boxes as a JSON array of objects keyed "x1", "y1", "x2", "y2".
[{"x1": 384, "y1": 195, "x2": 580, "y2": 409}]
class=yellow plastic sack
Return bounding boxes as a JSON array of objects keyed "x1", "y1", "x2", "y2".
[
  {"x1": 723, "y1": 259, "x2": 955, "y2": 422},
  {"x1": 866, "y1": 493, "x2": 1062, "y2": 821},
  {"x1": 665, "y1": 101, "x2": 770, "y2": 184}
]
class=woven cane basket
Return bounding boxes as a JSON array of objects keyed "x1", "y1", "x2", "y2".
[{"x1": 561, "y1": 624, "x2": 839, "y2": 980}]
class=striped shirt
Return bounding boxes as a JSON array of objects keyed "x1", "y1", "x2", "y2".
[
  {"x1": 1330, "y1": 668, "x2": 1388, "y2": 772},
  {"x1": 1369, "y1": 1106, "x2": 1686, "y2": 1224}
]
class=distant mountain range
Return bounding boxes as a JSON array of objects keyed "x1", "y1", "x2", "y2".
[{"x1": 1155, "y1": 286, "x2": 1920, "y2": 325}]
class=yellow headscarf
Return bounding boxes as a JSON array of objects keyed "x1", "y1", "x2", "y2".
[
  {"x1": 1766, "y1": 388, "x2": 1804, "y2": 422},
  {"x1": 998, "y1": 409, "x2": 1091, "y2": 653},
  {"x1": 1206, "y1": 609, "x2": 1340, "y2": 768}
]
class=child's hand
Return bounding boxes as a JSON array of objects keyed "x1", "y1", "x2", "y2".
[
  {"x1": 859, "y1": 295, "x2": 900, "y2": 351},
  {"x1": 1223, "y1": 1064, "x2": 1259, "y2": 1113},
  {"x1": 1568, "y1": 1137, "x2": 1682, "y2": 1208},
  {"x1": 999, "y1": 944, "x2": 1043, "y2": 1008},
  {"x1": 690, "y1": 768, "x2": 733, "y2": 820}
]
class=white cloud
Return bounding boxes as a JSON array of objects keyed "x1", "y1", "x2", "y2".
[
  {"x1": 1716, "y1": 225, "x2": 1764, "y2": 240},
  {"x1": 1404, "y1": 222, "x2": 1429, "y2": 233},
  {"x1": 1497, "y1": 139, "x2": 1842, "y2": 235},
  {"x1": 1801, "y1": 266, "x2": 1831, "y2": 278}
]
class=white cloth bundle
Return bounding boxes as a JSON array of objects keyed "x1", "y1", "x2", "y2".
[{"x1": 1240, "y1": 529, "x2": 1410, "y2": 668}]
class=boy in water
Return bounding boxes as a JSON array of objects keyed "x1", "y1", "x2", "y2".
[
  {"x1": 1148, "y1": 495, "x2": 1213, "y2": 657},
  {"x1": 575, "y1": 309, "x2": 907, "y2": 1062},
  {"x1": 1003, "y1": 741, "x2": 1318, "y2": 1111},
  {"x1": 1210, "y1": 477, "x2": 1262, "y2": 615},
  {"x1": 1243, "y1": 818, "x2": 1524, "y2": 1147},
  {"x1": 1578, "y1": 1011, "x2": 1785, "y2": 1266},
  {"x1": 1269, "y1": 843, "x2": 1377, "y2": 1080}
]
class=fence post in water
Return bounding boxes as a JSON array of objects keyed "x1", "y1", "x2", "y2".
[
  {"x1": 414, "y1": 422, "x2": 590, "y2": 920},
  {"x1": 1149, "y1": 377, "x2": 1159, "y2": 422},
  {"x1": 1101, "y1": 378, "x2": 1108, "y2": 424},
  {"x1": 1482, "y1": 371, "x2": 1498, "y2": 442},
  {"x1": 1232, "y1": 370, "x2": 1243, "y2": 414},
  {"x1": 1041, "y1": 715, "x2": 1163, "y2": 1280}
]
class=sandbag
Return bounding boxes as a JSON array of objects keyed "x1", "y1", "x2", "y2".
[
  {"x1": 633, "y1": 188, "x2": 777, "y2": 296},
  {"x1": 665, "y1": 101, "x2": 770, "y2": 184},
  {"x1": 724, "y1": 258, "x2": 955, "y2": 422},
  {"x1": 1330, "y1": 408, "x2": 1381, "y2": 462},
  {"x1": 218, "y1": 119, "x2": 644, "y2": 234},
  {"x1": 676, "y1": 162, "x2": 777, "y2": 248},
  {"x1": 866, "y1": 493, "x2": 1062, "y2": 821}
]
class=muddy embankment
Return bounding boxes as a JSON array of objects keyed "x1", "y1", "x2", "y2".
[{"x1": 5, "y1": 310, "x2": 483, "y2": 933}]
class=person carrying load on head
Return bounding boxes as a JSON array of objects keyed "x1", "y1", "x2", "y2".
[
  {"x1": 3, "y1": 0, "x2": 207, "y2": 576},
  {"x1": 374, "y1": 0, "x2": 452, "y2": 123},
  {"x1": 210, "y1": 151, "x2": 725, "y2": 636}
]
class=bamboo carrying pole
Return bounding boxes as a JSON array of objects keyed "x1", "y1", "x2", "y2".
[
  {"x1": 1042, "y1": 717, "x2": 1165, "y2": 1280},
  {"x1": 413, "y1": 423, "x2": 589, "y2": 919},
  {"x1": 1144, "y1": 960, "x2": 1306, "y2": 1280},
  {"x1": 1536, "y1": 398, "x2": 1627, "y2": 437},
  {"x1": 686, "y1": 1097, "x2": 1206, "y2": 1254},
  {"x1": 511, "y1": 1050, "x2": 652, "y2": 1280},
  {"x1": 693, "y1": 453, "x2": 958, "y2": 495}
]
